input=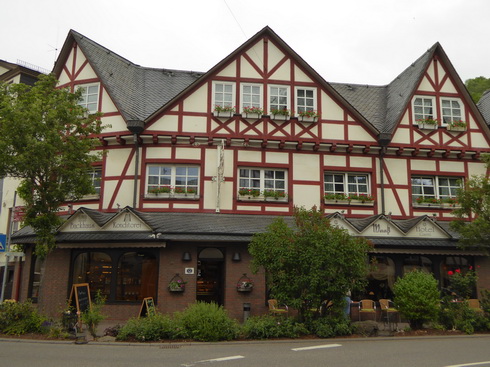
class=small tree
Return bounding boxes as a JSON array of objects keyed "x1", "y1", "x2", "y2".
[
  {"x1": 450, "y1": 154, "x2": 490, "y2": 254},
  {"x1": 249, "y1": 206, "x2": 371, "y2": 321},
  {"x1": 0, "y1": 74, "x2": 105, "y2": 257},
  {"x1": 393, "y1": 270, "x2": 440, "y2": 329}
]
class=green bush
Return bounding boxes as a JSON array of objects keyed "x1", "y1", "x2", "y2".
[
  {"x1": 393, "y1": 270, "x2": 440, "y2": 329},
  {"x1": 0, "y1": 299, "x2": 47, "y2": 335},
  {"x1": 439, "y1": 298, "x2": 490, "y2": 334},
  {"x1": 117, "y1": 313, "x2": 186, "y2": 341},
  {"x1": 177, "y1": 302, "x2": 239, "y2": 342},
  {"x1": 81, "y1": 290, "x2": 107, "y2": 339},
  {"x1": 308, "y1": 315, "x2": 352, "y2": 338},
  {"x1": 242, "y1": 315, "x2": 308, "y2": 339}
]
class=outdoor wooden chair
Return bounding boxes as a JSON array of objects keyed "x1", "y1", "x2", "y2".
[
  {"x1": 358, "y1": 299, "x2": 376, "y2": 321},
  {"x1": 379, "y1": 299, "x2": 399, "y2": 329},
  {"x1": 268, "y1": 299, "x2": 289, "y2": 316}
]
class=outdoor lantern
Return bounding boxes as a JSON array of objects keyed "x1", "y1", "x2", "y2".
[
  {"x1": 232, "y1": 252, "x2": 241, "y2": 262},
  {"x1": 182, "y1": 252, "x2": 192, "y2": 261}
]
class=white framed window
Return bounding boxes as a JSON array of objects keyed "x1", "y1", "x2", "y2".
[
  {"x1": 238, "y1": 168, "x2": 287, "y2": 193},
  {"x1": 411, "y1": 176, "x2": 462, "y2": 202},
  {"x1": 89, "y1": 168, "x2": 102, "y2": 195},
  {"x1": 77, "y1": 83, "x2": 99, "y2": 113},
  {"x1": 441, "y1": 98, "x2": 463, "y2": 125},
  {"x1": 269, "y1": 85, "x2": 290, "y2": 113},
  {"x1": 324, "y1": 173, "x2": 370, "y2": 196},
  {"x1": 147, "y1": 165, "x2": 199, "y2": 194},
  {"x1": 213, "y1": 82, "x2": 235, "y2": 109},
  {"x1": 413, "y1": 96, "x2": 435, "y2": 122},
  {"x1": 241, "y1": 83, "x2": 263, "y2": 112},
  {"x1": 295, "y1": 87, "x2": 316, "y2": 114}
]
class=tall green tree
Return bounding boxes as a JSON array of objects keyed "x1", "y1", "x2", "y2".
[
  {"x1": 450, "y1": 154, "x2": 490, "y2": 253},
  {"x1": 249, "y1": 206, "x2": 371, "y2": 320},
  {"x1": 0, "y1": 74, "x2": 105, "y2": 257},
  {"x1": 465, "y1": 76, "x2": 490, "y2": 103}
]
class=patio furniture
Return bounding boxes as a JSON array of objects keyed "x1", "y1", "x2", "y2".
[
  {"x1": 358, "y1": 299, "x2": 376, "y2": 321},
  {"x1": 379, "y1": 298, "x2": 399, "y2": 330},
  {"x1": 268, "y1": 299, "x2": 289, "y2": 316}
]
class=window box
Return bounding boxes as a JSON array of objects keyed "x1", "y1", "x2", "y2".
[
  {"x1": 299, "y1": 115, "x2": 318, "y2": 123},
  {"x1": 264, "y1": 196, "x2": 288, "y2": 203},
  {"x1": 413, "y1": 202, "x2": 442, "y2": 208},
  {"x1": 172, "y1": 193, "x2": 199, "y2": 200},
  {"x1": 446, "y1": 124, "x2": 467, "y2": 132},
  {"x1": 441, "y1": 202, "x2": 461, "y2": 209},
  {"x1": 271, "y1": 113, "x2": 289, "y2": 121},
  {"x1": 350, "y1": 199, "x2": 375, "y2": 206},
  {"x1": 238, "y1": 195, "x2": 265, "y2": 202},
  {"x1": 417, "y1": 122, "x2": 438, "y2": 130},
  {"x1": 213, "y1": 110, "x2": 234, "y2": 118},
  {"x1": 324, "y1": 199, "x2": 350, "y2": 205},
  {"x1": 243, "y1": 112, "x2": 262, "y2": 120}
]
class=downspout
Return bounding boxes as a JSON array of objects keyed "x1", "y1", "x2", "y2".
[
  {"x1": 127, "y1": 120, "x2": 145, "y2": 209},
  {"x1": 378, "y1": 133, "x2": 392, "y2": 215}
]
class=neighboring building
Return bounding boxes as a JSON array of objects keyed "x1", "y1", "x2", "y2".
[
  {"x1": 0, "y1": 60, "x2": 44, "y2": 300},
  {"x1": 8, "y1": 27, "x2": 490, "y2": 322}
]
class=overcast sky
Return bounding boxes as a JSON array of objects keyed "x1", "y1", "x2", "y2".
[{"x1": 2, "y1": 0, "x2": 489, "y2": 85}]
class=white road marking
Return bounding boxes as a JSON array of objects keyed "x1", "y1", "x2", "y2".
[
  {"x1": 292, "y1": 343, "x2": 342, "y2": 351},
  {"x1": 445, "y1": 362, "x2": 490, "y2": 367},
  {"x1": 182, "y1": 355, "x2": 245, "y2": 366}
]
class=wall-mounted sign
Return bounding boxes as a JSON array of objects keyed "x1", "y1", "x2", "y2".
[{"x1": 0, "y1": 234, "x2": 6, "y2": 252}]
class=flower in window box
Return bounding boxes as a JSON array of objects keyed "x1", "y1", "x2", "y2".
[
  {"x1": 349, "y1": 194, "x2": 374, "y2": 203},
  {"x1": 168, "y1": 274, "x2": 187, "y2": 292},
  {"x1": 263, "y1": 189, "x2": 287, "y2": 200},
  {"x1": 237, "y1": 273, "x2": 253, "y2": 292},
  {"x1": 213, "y1": 105, "x2": 235, "y2": 118},
  {"x1": 441, "y1": 197, "x2": 459, "y2": 208},
  {"x1": 238, "y1": 188, "x2": 261, "y2": 197},
  {"x1": 298, "y1": 110, "x2": 319, "y2": 122},
  {"x1": 415, "y1": 197, "x2": 441, "y2": 205},
  {"x1": 149, "y1": 186, "x2": 172, "y2": 195},
  {"x1": 242, "y1": 106, "x2": 264, "y2": 118},
  {"x1": 324, "y1": 193, "x2": 349, "y2": 202},
  {"x1": 416, "y1": 118, "x2": 439, "y2": 129},
  {"x1": 447, "y1": 120, "x2": 467, "y2": 131},
  {"x1": 270, "y1": 108, "x2": 290, "y2": 120}
]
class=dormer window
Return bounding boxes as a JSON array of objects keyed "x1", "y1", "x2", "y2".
[
  {"x1": 413, "y1": 96, "x2": 435, "y2": 121},
  {"x1": 213, "y1": 82, "x2": 235, "y2": 109},
  {"x1": 77, "y1": 83, "x2": 99, "y2": 113},
  {"x1": 441, "y1": 98, "x2": 463, "y2": 125},
  {"x1": 269, "y1": 85, "x2": 290, "y2": 113}
]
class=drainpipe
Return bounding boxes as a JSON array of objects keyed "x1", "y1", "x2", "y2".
[
  {"x1": 378, "y1": 133, "x2": 392, "y2": 216},
  {"x1": 127, "y1": 120, "x2": 145, "y2": 209}
]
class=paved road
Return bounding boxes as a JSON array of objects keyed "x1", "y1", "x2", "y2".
[{"x1": 1, "y1": 335, "x2": 490, "y2": 367}]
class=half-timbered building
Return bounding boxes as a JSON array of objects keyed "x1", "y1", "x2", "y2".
[{"x1": 10, "y1": 27, "x2": 490, "y2": 321}]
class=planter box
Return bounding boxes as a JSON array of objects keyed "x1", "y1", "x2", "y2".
[
  {"x1": 264, "y1": 196, "x2": 288, "y2": 203},
  {"x1": 447, "y1": 125, "x2": 466, "y2": 132},
  {"x1": 324, "y1": 199, "x2": 350, "y2": 205},
  {"x1": 413, "y1": 203, "x2": 442, "y2": 208},
  {"x1": 441, "y1": 203, "x2": 461, "y2": 209},
  {"x1": 169, "y1": 288, "x2": 184, "y2": 292},
  {"x1": 237, "y1": 287, "x2": 253, "y2": 292},
  {"x1": 271, "y1": 114, "x2": 289, "y2": 121},
  {"x1": 350, "y1": 199, "x2": 375, "y2": 206},
  {"x1": 243, "y1": 112, "x2": 262, "y2": 120},
  {"x1": 298, "y1": 115, "x2": 318, "y2": 123},
  {"x1": 238, "y1": 195, "x2": 264, "y2": 202},
  {"x1": 213, "y1": 111, "x2": 233, "y2": 118},
  {"x1": 146, "y1": 193, "x2": 198, "y2": 200},
  {"x1": 417, "y1": 123, "x2": 438, "y2": 130}
]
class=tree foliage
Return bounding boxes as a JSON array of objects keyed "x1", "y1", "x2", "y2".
[
  {"x1": 465, "y1": 76, "x2": 490, "y2": 103},
  {"x1": 393, "y1": 270, "x2": 440, "y2": 329},
  {"x1": 450, "y1": 154, "x2": 490, "y2": 253},
  {"x1": 0, "y1": 74, "x2": 105, "y2": 257},
  {"x1": 248, "y1": 206, "x2": 371, "y2": 320}
]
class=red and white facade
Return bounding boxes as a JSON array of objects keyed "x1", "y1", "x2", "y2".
[{"x1": 9, "y1": 28, "x2": 490, "y2": 321}]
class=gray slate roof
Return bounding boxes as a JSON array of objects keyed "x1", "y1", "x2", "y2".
[
  {"x1": 478, "y1": 90, "x2": 490, "y2": 124},
  {"x1": 65, "y1": 31, "x2": 203, "y2": 122}
]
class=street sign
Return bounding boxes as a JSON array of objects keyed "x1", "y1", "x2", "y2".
[{"x1": 0, "y1": 234, "x2": 6, "y2": 252}]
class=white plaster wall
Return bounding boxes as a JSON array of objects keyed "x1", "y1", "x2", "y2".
[
  {"x1": 103, "y1": 115, "x2": 128, "y2": 133},
  {"x1": 245, "y1": 40, "x2": 264, "y2": 73},
  {"x1": 145, "y1": 147, "x2": 172, "y2": 159},
  {"x1": 324, "y1": 123, "x2": 344, "y2": 140},
  {"x1": 148, "y1": 115, "x2": 179, "y2": 132},
  {"x1": 269, "y1": 60, "x2": 290, "y2": 81},
  {"x1": 267, "y1": 42, "x2": 286, "y2": 73},
  {"x1": 348, "y1": 125, "x2": 376, "y2": 142},
  {"x1": 294, "y1": 66, "x2": 313, "y2": 83},
  {"x1": 293, "y1": 184, "x2": 321, "y2": 209},
  {"x1": 265, "y1": 152, "x2": 289, "y2": 165},
  {"x1": 384, "y1": 158, "x2": 407, "y2": 184},
  {"x1": 175, "y1": 147, "x2": 201, "y2": 160},
  {"x1": 324, "y1": 155, "x2": 346, "y2": 167},
  {"x1": 321, "y1": 92, "x2": 344, "y2": 121},
  {"x1": 411, "y1": 160, "x2": 436, "y2": 172},
  {"x1": 293, "y1": 153, "x2": 319, "y2": 181},
  {"x1": 238, "y1": 150, "x2": 262, "y2": 163},
  {"x1": 182, "y1": 116, "x2": 207, "y2": 133},
  {"x1": 183, "y1": 84, "x2": 208, "y2": 113},
  {"x1": 216, "y1": 61, "x2": 236, "y2": 78},
  {"x1": 105, "y1": 148, "x2": 134, "y2": 176},
  {"x1": 240, "y1": 56, "x2": 262, "y2": 79},
  {"x1": 439, "y1": 161, "x2": 465, "y2": 173},
  {"x1": 101, "y1": 89, "x2": 118, "y2": 114},
  {"x1": 350, "y1": 156, "x2": 373, "y2": 169}
]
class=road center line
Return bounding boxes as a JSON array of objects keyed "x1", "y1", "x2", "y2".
[
  {"x1": 445, "y1": 362, "x2": 490, "y2": 367},
  {"x1": 292, "y1": 343, "x2": 342, "y2": 351},
  {"x1": 182, "y1": 355, "x2": 245, "y2": 366}
]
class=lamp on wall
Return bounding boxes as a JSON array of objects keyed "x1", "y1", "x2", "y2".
[
  {"x1": 232, "y1": 252, "x2": 241, "y2": 262},
  {"x1": 182, "y1": 252, "x2": 192, "y2": 262}
]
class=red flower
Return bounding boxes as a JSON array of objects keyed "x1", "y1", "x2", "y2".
[
  {"x1": 447, "y1": 271, "x2": 454, "y2": 276},
  {"x1": 455, "y1": 269, "x2": 461, "y2": 273}
]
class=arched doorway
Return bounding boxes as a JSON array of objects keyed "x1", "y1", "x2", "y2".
[{"x1": 196, "y1": 248, "x2": 224, "y2": 305}]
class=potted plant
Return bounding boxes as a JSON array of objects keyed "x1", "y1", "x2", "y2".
[
  {"x1": 447, "y1": 120, "x2": 467, "y2": 132},
  {"x1": 441, "y1": 197, "x2": 460, "y2": 208},
  {"x1": 238, "y1": 188, "x2": 262, "y2": 201},
  {"x1": 213, "y1": 105, "x2": 235, "y2": 118},
  {"x1": 416, "y1": 118, "x2": 439, "y2": 130},
  {"x1": 349, "y1": 193, "x2": 375, "y2": 206},
  {"x1": 237, "y1": 274, "x2": 253, "y2": 292},
  {"x1": 242, "y1": 106, "x2": 264, "y2": 119},
  {"x1": 270, "y1": 108, "x2": 290, "y2": 121},
  {"x1": 298, "y1": 109, "x2": 319, "y2": 123},
  {"x1": 414, "y1": 196, "x2": 442, "y2": 207},
  {"x1": 148, "y1": 186, "x2": 172, "y2": 197},
  {"x1": 324, "y1": 193, "x2": 349, "y2": 204},
  {"x1": 263, "y1": 189, "x2": 288, "y2": 201},
  {"x1": 168, "y1": 274, "x2": 186, "y2": 292}
]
